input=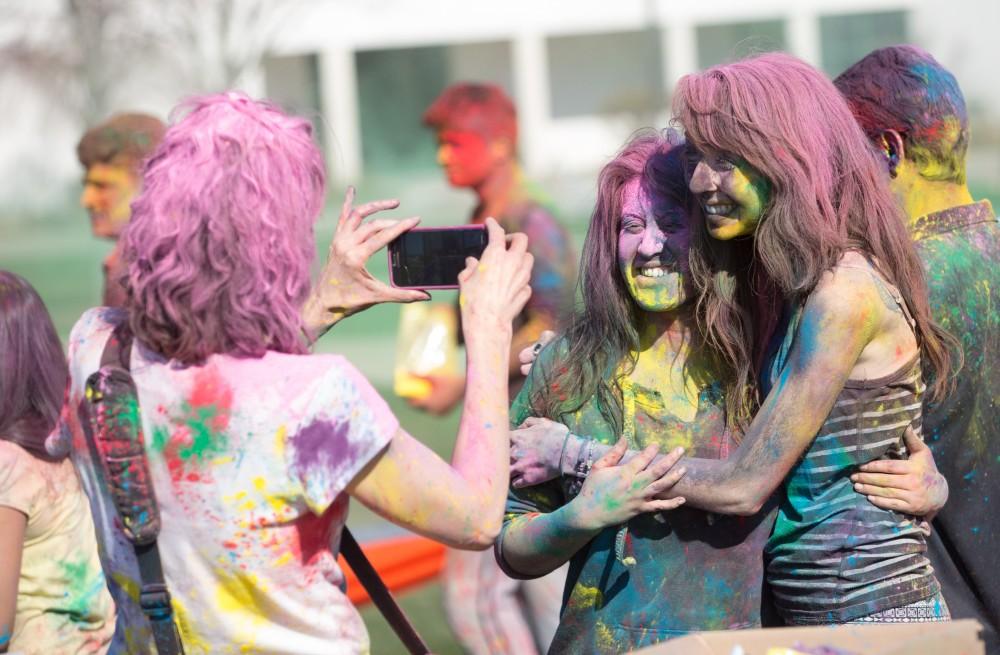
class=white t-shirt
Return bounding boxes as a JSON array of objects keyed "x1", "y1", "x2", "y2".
[{"x1": 66, "y1": 308, "x2": 398, "y2": 654}]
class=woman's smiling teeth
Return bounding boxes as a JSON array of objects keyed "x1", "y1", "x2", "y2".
[
  {"x1": 703, "y1": 202, "x2": 736, "y2": 216},
  {"x1": 639, "y1": 266, "x2": 668, "y2": 278}
]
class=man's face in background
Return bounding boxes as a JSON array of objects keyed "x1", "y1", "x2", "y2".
[
  {"x1": 435, "y1": 129, "x2": 503, "y2": 189},
  {"x1": 81, "y1": 162, "x2": 138, "y2": 239}
]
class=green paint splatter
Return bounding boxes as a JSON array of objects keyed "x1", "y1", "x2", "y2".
[{"x1": 177, "y1": 402, "x2": 229, "y2": 461}]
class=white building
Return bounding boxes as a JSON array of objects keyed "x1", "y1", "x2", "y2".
[{"x1": 3, "y1": 0, "x2": 999, "y2": 216}]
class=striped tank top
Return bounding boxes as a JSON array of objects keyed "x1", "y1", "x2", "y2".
[{"x1": 764, "y1": 272, "x2": 939, "y2": 624}]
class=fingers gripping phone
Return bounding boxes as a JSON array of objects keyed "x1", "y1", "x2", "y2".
[{"x1": 388, "y1": 225, "x2": 488, "y2": 290}]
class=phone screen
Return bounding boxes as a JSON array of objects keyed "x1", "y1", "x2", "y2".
[{"x1": 389, "y1": 226, "x2": 488, "y2": 289}]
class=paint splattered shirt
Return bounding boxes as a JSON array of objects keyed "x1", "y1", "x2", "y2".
[
  {"x1": 762, "y1": 275, "x2": 937, "y2": 624},
  {"x1": 499, "y1": 343, "x2": 776, "y2": 652},
  {"x1": 0, "y1": 440, "x2": 116, "y2": 654},
  {"x1": 912, "y1": 200, "x2": 1000, "y2": 645},
  {"x1": 66, "y1": 308, "x2": 398, "y2": 655}
]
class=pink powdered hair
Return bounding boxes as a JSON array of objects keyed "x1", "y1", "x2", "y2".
[
  {"x1": 123, "y1": 92, "x2": 326, "y2": 364},
  {"x1": 674, "y1": 52, "x2": 954, "y2": 407}
]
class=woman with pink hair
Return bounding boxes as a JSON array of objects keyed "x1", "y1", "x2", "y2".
[
  {"x1": 666, "y1": 52, "x2": 954, "y2": 625},
  {"x1": 57, "y1": 91, "x2": 599, "y2": 654}
]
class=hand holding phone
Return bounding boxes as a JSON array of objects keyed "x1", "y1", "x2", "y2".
[
  {"x1": 302, "y1": 187, "x2": 430, "y2": 342},
  {"x1": 388, "y1": 225, "x2": 488, "y2": 290},
  {"x1": 456, "y1": 218, "x2": 534, "y2": 336}
]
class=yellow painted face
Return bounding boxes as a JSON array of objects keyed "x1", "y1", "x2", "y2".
[
  {"x1": 686, "y1": 147, "x2": 771, "y2": 241},
  {"x1": 617, "y1": 177, "x2": 694, "y2": 313},
  {"x1": 80, "y1": 163, "x2": 139, "y2": 239}
]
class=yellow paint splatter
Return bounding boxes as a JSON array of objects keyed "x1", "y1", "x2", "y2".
[
  {"x1": 594, "y1": 620, "x2": 617, "y2": 651},
  {"x1": 172, "y1": 596, "x2": 213, "y2": 654},
  {"x1": 111, "y1": 572, "x2": 141, "y2": 603},
  {"x1": 274, "y1": 424, "x2": 287, "y2": 460},
  {"x1": 567, "y1": 582, "x2": 604, "y2": 610}
]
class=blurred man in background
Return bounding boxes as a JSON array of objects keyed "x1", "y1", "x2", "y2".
[
  {"x1": 418, "y1": 82, "x2": 575, "y2": 655},
  {"x1": 836, "y1": 45, "x2": 999, "y2": 651},
  {"x1": 416, "y1": 83, "x2": 577, "y2": 414},
  {"x1": 77, "y1": 112, "x2": 164, "y2": 307}
]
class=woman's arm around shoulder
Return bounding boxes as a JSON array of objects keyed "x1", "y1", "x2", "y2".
[{"x1": 670, "y1": 265, "x2": 889, "y2": 514}]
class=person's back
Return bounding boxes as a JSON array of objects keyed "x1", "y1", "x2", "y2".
[
  {"x1": 0, "y1": 271, "x2": 115, "y2": 655},
  {"x1": 67, "y1": 307, "x2": 398, "y2": 653},
  {"x1": 836, "y1": 45, "x2": 1000, "y2": 647},
  {"x1": 65, "y1": 91, "x2": 537, "y2": 655},
  {"x1": 0, "y1": 441, "x2": 116, "y2": 654},
  {"x1": 912, "y1": 200, "x2": 999, "y2": 632}
]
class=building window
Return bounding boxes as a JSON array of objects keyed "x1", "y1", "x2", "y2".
[
  {"x1": 820, "y1": 11, "x2": 908, "y2": 76},
  {"x1": 355, "y1": 42, "x2": 513, "y2": 174},
  {"x1": 546, "y1": 29, "x2": 665, "y2": 119},
  {"x1": 696, "y1": 20, "x2": 786, "y2": 69}
]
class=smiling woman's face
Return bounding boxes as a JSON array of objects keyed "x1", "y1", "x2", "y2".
[
  {"x1": 617, "y1": 177, "x2": 694, "y2": 313},
  {"x1": 686, "y1": 146, "x2": 771, "y2": 240}
]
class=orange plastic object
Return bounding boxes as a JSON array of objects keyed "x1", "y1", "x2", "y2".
[{"x1": 338, "y1": 535, "x2": 447, "y2": 606}]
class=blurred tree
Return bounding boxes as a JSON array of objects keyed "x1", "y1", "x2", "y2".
[
  {"x1": 0, "y1": 0, "x2": 148, "y2": 124},
  {"x1": 0, "y1": 0, "x2": 304, "y2": 127},
  {"x1": 150, "y1": 0, "x2": 302, "y2": 93}
]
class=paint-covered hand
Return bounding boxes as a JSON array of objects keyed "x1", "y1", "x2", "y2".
[
  {"x1": 565, "y1": 439, "x2": 686, "y2": 531},
  {"x1": 457, "y1": 217, "x2": 534, "y2": 340},
  {"x1": 851, "y1": 426, "x2": 949, "y2": 519},
  {"x1": 510, "y1": 416, "x2": 569, "y2": 488},
  {"x1": 302, "y1": 186, "x2": 430, "y2": 344},
  {"x1": 517, "y1": 330, "x2": 556, "y2": 377}
]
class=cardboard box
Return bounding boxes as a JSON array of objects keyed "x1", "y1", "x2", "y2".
[{"x1": 634, "y1": 619, "x2": 984, "y2": 655}]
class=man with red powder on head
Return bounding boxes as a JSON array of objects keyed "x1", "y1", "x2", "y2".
[
  {"x1": 836, "y1": 46, "x2": 1000, "y2": 651},
  {"x1": 77, "y1": 113, "x2": 165, "y2": 307},
  {"x1": 418, "y1": 82, "x2": 576, "y2": 655},
  {"x1": 416, "y1": 82, "x2": 577, "y2": 414}
]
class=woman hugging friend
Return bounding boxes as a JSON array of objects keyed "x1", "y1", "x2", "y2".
[{"x1": 501, "y1": 52, "x2": 952, "y2": 652}]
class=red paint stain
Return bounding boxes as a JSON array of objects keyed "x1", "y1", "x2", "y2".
[{"x1": 189, "y1": 367, "x2": 234, "y2": 432}]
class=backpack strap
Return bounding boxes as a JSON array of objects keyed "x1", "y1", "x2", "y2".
[
  {"x1": 339, "y1": 528, "x2": 430, "y2": 655},
  {"x1": 82, "y1": 322, "x2": 185, "y2": 655}
]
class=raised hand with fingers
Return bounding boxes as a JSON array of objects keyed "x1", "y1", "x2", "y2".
[
  {"x1": 518, "y1": 330, "x2": 556, "y2": 377},
  {"x1": 302, "y1": 186, "x2": 430, "y2": 344},
  {"x1": 850, "y1": 426, "x2": 949, "y2": 519},
  {"x1": 565, "y1": 439, "x2": 687, "y2": 531}
]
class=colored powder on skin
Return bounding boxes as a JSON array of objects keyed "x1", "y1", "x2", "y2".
[
  {"x1": 621, "y1": 268, "x2": 686, "y2": 312},
  {"x1": 0, "y1": 630, "x2": 9, "y2": 647}
]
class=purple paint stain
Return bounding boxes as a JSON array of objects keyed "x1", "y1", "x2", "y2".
[{"x1": 290, "y1": 419, "x2": 357, "y2": 477}]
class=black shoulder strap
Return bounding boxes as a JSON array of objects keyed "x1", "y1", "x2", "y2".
[
  {"x1": 339, "y1": 528, "x2": 430, "y2": 655},
  {"x1": 92, "y1": 323, "x2": 186, "y2": 655}
]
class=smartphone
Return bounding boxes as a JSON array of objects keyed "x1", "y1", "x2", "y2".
[{"x1": 388, "y1": 225, "x2": 488, "y2": 289}]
